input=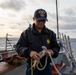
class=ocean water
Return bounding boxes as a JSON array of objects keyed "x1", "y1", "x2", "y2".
[
  {"x1": 0, "y1": 37, "x2": 76, "y2": 59},
  {"x1": 0, "y1": 37, "x2": 18, "y2": 51},
  {"x1": 70, "y1": 38, "x2": 76, "y2": 60}
]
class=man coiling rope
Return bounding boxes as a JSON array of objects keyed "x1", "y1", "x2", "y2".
[
  {"x1": 16, "y1": 8, "x2": 60, "y2": 75},
  {"x1": 30, "y1": 46, "x2": 62, "y2": 75}
]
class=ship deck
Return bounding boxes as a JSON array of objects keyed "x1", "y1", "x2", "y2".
[
  {"x1": 0, "y1": 62, "x2": 76, "y2": 75},
  {"x1": 0, "y1": 64, "x2": 75, "y2": 75}
]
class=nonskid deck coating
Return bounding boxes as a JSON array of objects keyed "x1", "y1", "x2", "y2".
[{"x1": 0, "y1": 63, "x2": 76, "y2": 75}]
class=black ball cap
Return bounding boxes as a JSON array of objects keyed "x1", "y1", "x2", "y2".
[{"x1": 34, "y1": 9, "x2": 48, "y2": 21}]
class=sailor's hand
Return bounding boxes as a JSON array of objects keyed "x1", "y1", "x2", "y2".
[
  {"x1": 30, "y1": 51, "x2": 41, "y2": 60},
  {"x1": 45, "y1": 49, "x2": 54, "y2": 56}
]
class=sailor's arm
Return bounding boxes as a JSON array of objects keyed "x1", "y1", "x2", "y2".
[
  {"x1": 15, "y1": 30, "x2": 29, "y2": 58},
  {"x1": 50, "y1": 32, "x2": 60, "y2": 58}
]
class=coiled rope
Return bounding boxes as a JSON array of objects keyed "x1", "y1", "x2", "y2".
[{"x1": 31, "y1": 46, "x2": 62, "y2": 75}]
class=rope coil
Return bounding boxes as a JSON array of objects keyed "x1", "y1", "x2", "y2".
[{"x1": 31, "y1": 46, "x2": 62, "y2": 75}]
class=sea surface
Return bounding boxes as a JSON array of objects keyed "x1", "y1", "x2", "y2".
[
  {"x1": 0, "y1": 37, "x2": 76, "y2": 60},
  {"x1": 0, "y1": 37, "x2": 18, "y2": 51}
]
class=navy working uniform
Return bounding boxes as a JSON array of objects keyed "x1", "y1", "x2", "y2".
[
  {"x1": 16, "y1": 23, "x2": 60, "y2": 75},
  {"x1": 16, "y1": 8, "x2": 60, "y2": 75}
]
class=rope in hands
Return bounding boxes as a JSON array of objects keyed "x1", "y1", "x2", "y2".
[{"x1": 30, "y1": 46, "x2": 62, "y2": 75}]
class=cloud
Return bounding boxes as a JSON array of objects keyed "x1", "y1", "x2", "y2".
[
  {"x1": 58, "y1": 7, "x2": 76, "y2": 31},
  {"x1": 0, "y1": 0, "x2": 26, "y2": 11},
  {"x1": 25, "y1": 0, "x2": 55, "y2": 6},
  {"x1": 60, "y1": 24, "x2": 76, "y2": 30},
  {"x1": 59, "y1": 16, "x2": 76, "y2": 23},
  {"x1": 0, "y1": 24, "x2": 5, "y2": 26},
  {"x1": 59, "y1": 7, "x2": 76, "y2": 22},
  {"x1": 48, "y1": 12, "x2": 56, "y2": 20},
  {"x1": 64, "y1": 7, "x2": 76, "y2": 16},
  {"x1": 0, "y1": 0, "x2": 76, "y2": 38},
  {"x1": 59, "y1": 16, "x2": 76, "y2": 31},
  {"x1": 8, "y1": 20, "x2": 29, "y2": 31}
]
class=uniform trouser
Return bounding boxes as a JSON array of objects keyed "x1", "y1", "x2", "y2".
[{"x1": 26, "y1": 64, "x2": 52, "y2": 75}]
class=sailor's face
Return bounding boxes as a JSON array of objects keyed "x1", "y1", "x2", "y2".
[{"x1": 33, "y1": 18, "x2": 46, "y2": 29}]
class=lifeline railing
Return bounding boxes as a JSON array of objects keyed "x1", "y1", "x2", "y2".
[{"x1": 58, "y1": 33, "x2": 76, "y2": 68}]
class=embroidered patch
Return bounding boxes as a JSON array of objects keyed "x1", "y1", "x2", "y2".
[
  {"x1": 46, "y1": 39, "x2": 50, "y2": 44},
  {"x1": 38, "y1": 10, "x2": 45, "y2": 17}
]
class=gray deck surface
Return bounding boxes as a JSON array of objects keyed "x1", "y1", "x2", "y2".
[
  {"x1": 0, "y1": 64, "x2": 26, "y2": 75},
  {"x1": 0, "y1": 64, "x2": 76, "y2": 75}
]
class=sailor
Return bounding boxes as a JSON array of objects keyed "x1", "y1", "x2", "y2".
[{"x1": 16, "y1": 8, "x2": 60, "y2": 75}]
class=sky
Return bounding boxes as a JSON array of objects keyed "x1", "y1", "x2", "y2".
[{"x1": 0, "y1": 0, "x2": 76, "y2": 38}]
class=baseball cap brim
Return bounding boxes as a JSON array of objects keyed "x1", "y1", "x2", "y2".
[{"x1": 36, "y1": 17, "x2": 48, "y2": 21}]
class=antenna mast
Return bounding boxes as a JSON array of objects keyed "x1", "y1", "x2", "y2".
[{"x1": 56, "y1": 0, "x2": 59, "y2": 39}]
